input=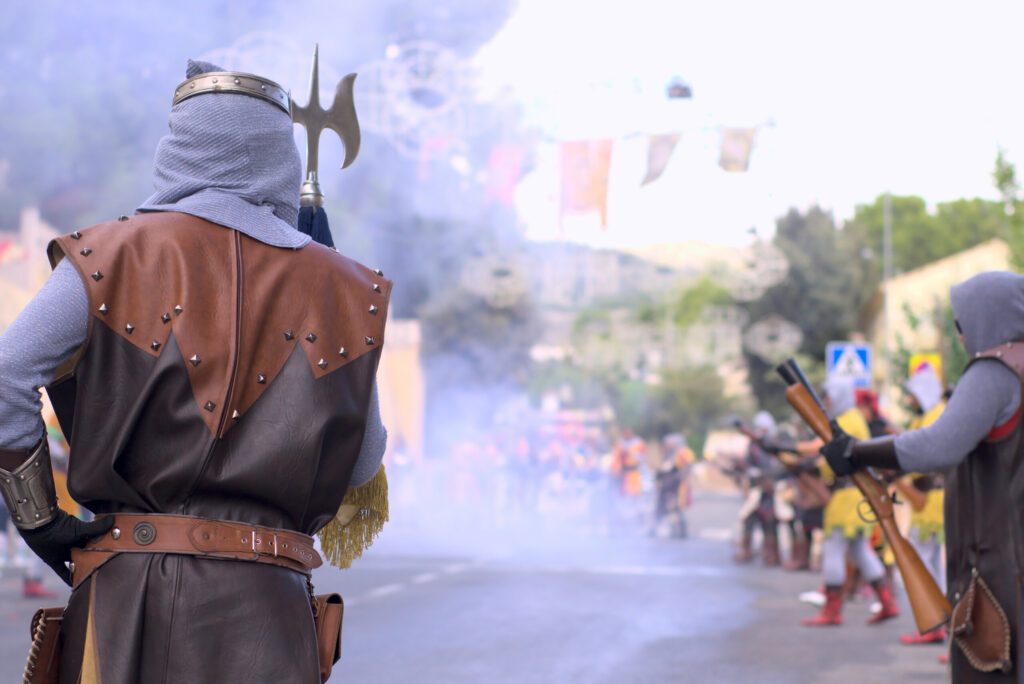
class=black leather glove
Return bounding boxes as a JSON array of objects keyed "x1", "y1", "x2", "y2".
[
  {"x1": 820, "y1": 428, "x2": 856, "y2": 478},
  {"x1": 19, "y1": 511, "x2": 114, "y2": 585}
]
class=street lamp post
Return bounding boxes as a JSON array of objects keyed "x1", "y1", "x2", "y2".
[{"x1": 882, "y1": 193, "x2": 893, "y2": 403}]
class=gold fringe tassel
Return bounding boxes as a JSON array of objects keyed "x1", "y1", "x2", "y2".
[{"x1": 318, "y1": 465, "x2": 389, "y2": 569}]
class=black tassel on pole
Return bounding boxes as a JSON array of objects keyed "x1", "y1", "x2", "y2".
[{"x1": 297, "y1": 205, "x2": 335, "y2": 248}]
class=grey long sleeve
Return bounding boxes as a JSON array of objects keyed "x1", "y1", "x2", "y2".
[
  {"x1": 1, "y1": 259, "x2": 387, "y2": 481},
  {"x1": 896, "y1": 360, "x2": 1021, "y2": 472},
  {"x1": 0, "y1": 259, "x2": 89, "y2": 449},
  {"x1": 350, "y1": 383, "x2": 387, "y2": 487}
]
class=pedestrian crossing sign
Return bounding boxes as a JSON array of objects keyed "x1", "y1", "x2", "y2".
[{"x1": 825, "y1": 341, "x2": 872, "y2": 388}]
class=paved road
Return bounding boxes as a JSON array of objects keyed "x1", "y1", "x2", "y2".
[{"x1": 0, "y1": 491, "x2": 949, "y2": 682}]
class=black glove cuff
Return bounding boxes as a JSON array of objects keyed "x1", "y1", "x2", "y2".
[
  {"x1": 0, "y1": 438, "x2": 58, "y2": 530},
  {"x1": 850, "y1": 436, "x2": 900, "y2": 471}
]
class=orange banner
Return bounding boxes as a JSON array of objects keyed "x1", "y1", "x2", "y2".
[{"x1": 561, "y1": 140, "x2": 613, "y2": 227}]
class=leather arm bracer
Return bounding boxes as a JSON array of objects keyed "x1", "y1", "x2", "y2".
[
  {"x1": 850, "y1": 435, "x2": 901, "y2": 472},
  {"x1": 0, "y1": 439, "x2": 59, "y2": 530}
]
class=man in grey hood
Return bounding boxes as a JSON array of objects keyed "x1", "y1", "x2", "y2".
[
  {"x1": 824, "y1": 271, "x2": 1024, "y2": 681},
  {"x1": 0, "y1": 60, "x2": 390, "y2": 683}
]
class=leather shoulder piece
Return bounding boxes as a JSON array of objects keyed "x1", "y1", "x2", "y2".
[
  {"x1": 47, "y1": 213, "x2": 392, "y2": 437},
  {"x1": 50, "y1": 213, "x2": 239, "y2": 435},
  {"x1": 970, "y1": 341, "x2": 1024, "y2": 382},
  {"x1": 226, "y1": 236, "x2": 392, "y2": 432},
  {"x1": 48, "y1": 212, "x2": 234, "y2": 361}
]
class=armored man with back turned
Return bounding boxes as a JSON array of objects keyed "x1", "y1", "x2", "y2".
[
  {"x1": 0, "y1": 59, "x2": 391, "y2": 683},
  {"x1": 822, "y1": 272, "x2": 1024, "y2": 682}
]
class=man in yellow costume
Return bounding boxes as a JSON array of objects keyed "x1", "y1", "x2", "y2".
[{"x1": 799, "y1": 376, "x2": 900, "y2": 626}]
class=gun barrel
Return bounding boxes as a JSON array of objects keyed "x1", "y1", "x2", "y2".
[
  {"x1": 776, "y1": 359, "x2": 800, "y2": 387},
  {"x1": 777, "y1": 358, "x2": 828, "y2": 414}
]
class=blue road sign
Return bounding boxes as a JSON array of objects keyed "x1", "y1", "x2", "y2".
[{"x1": 825, "y1": 341, "x2": 872, "y2": 388}]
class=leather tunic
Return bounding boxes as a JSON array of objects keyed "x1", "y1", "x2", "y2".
[
  {"x1": 44, "y1": 212, "x2": 391, "y2": 684},
  {"x1": 946, "y1": 353, "x2": 1024, "y2": 683}
]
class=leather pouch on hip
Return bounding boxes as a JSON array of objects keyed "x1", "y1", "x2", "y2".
[
  {"x1": 950, "y1": 572, "x2": 1013, "y2": 674},
  {"x1": 314, "y1": 593, "x2": 344, "y2": 683},
  {"x1": 24, "y1": 607, "x2": 63, "y2": 684}
]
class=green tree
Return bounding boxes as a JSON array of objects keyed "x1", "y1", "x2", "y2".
[
  {"x1": 744, "y1": 207, "x2": 869, "y2": 414},
  {"x1": 993, "y1": 149, "x2": 1024, "y2": 269},
  {"x1": 670, "y1": 277, "x2": 732, "y2": 328},
  {"x1": 844, "y1": 195, "x2": 1004, "y2": 277}
]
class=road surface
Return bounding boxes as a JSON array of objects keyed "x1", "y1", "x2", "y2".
[{"x1": 0, "y1": 491, "x2": 947, "y2": 682}]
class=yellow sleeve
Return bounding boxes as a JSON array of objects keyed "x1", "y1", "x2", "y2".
[
  {"x1": 906, "y1": 401, "x2": 945, "y2": 432},
  {"x1": 836, "y1": 408, "x2": 871, "y2": 441},
  {"x1": 920, "y1": 401, "x2": 946, "y2": 429},
  {"x1": 818, "y1": 457, "x2": 836, "y2": 485}
]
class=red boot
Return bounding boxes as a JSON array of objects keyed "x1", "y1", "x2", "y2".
[
  {"x1": 867, "y1": 578, "x2": 900, "y2": 624},
  {"x1": 23, "y1": 578, "x2": 57, "y2": 599},
  {"x1": 802, "y1": 585, "x2": 843, "y2": 626},
  {"x1": 900, "y1": 626, "x2": 947, "y2": 645}
]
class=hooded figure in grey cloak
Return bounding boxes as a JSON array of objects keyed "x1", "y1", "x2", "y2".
[{"x1": 825, "y1": 271, "x2": 1024, "y2": 681}]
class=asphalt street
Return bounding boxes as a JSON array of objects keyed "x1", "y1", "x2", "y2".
[{"x1": 0, "y1": 491, "x2": 948, "y2": 683}]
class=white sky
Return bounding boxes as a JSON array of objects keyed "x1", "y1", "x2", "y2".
[{"x1": 473, "y1": 0, "x2": 1024, "y2": 247}]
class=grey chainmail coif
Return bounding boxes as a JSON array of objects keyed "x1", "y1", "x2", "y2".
[{"x1": 138, "y1": 59, "x2": 308, "y2": 248}]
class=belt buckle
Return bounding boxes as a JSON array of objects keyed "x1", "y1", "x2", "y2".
[{"x1": 250, "y1": 529, "x2": 279, "y2": 558}]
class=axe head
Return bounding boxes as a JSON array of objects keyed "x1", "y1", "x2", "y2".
[{"x1": 292, "y1": 45, "x2": 361, "y2": 207}]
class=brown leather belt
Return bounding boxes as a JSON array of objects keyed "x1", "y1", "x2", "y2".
[{"x1": 69, "y1": 513, "x2": 323, "y2": 589}]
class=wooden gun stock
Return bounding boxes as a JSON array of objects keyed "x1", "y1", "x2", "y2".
[{"x1": 779, "y1": 367, "x2": 951, "y2": 634}]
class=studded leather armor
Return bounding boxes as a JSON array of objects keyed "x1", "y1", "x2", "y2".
[
  {"x1": 43, "y1": 211, "x2": 391, "y2": 683},
  {"x1": 945, "y1": 347, "x2": 1024, "y2": 681}
]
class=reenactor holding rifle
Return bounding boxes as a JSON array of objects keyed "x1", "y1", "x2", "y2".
[{"x1": 816, "y1": 271, "x2": 1024, "y2": 682}]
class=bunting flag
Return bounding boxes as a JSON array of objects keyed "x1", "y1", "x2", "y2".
[
  {"x1": 560, "y1": 140, "x2": 613, "y2": 227},
  {"x1": 719, "y1": 127, "x2": 758, "y2": 172},
  {"x1": 642, "y1": 133, "x2": 681, "y2": 186},
  {"x1": 485, "y1": 144, "x2": 526, "y2": 207}
]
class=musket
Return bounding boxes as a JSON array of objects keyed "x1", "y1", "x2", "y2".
[
  {"x1": 292, "y1": 44, "x2": 361, "y2": 209},
  {"x1": 776, "y1": 358, "x2": 951, "y2": 634}
]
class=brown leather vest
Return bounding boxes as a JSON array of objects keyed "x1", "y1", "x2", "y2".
[
  {"x1": 44, "y1": 212, "x2": 391, "y2": 536},
  {"x1": 946, "y1": 344, "x2": 1024, "y2": 681}
]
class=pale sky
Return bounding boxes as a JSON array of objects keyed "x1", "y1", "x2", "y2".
[{"x1": 473, "y1": 0, "x2": 1024, "y2": 248}]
